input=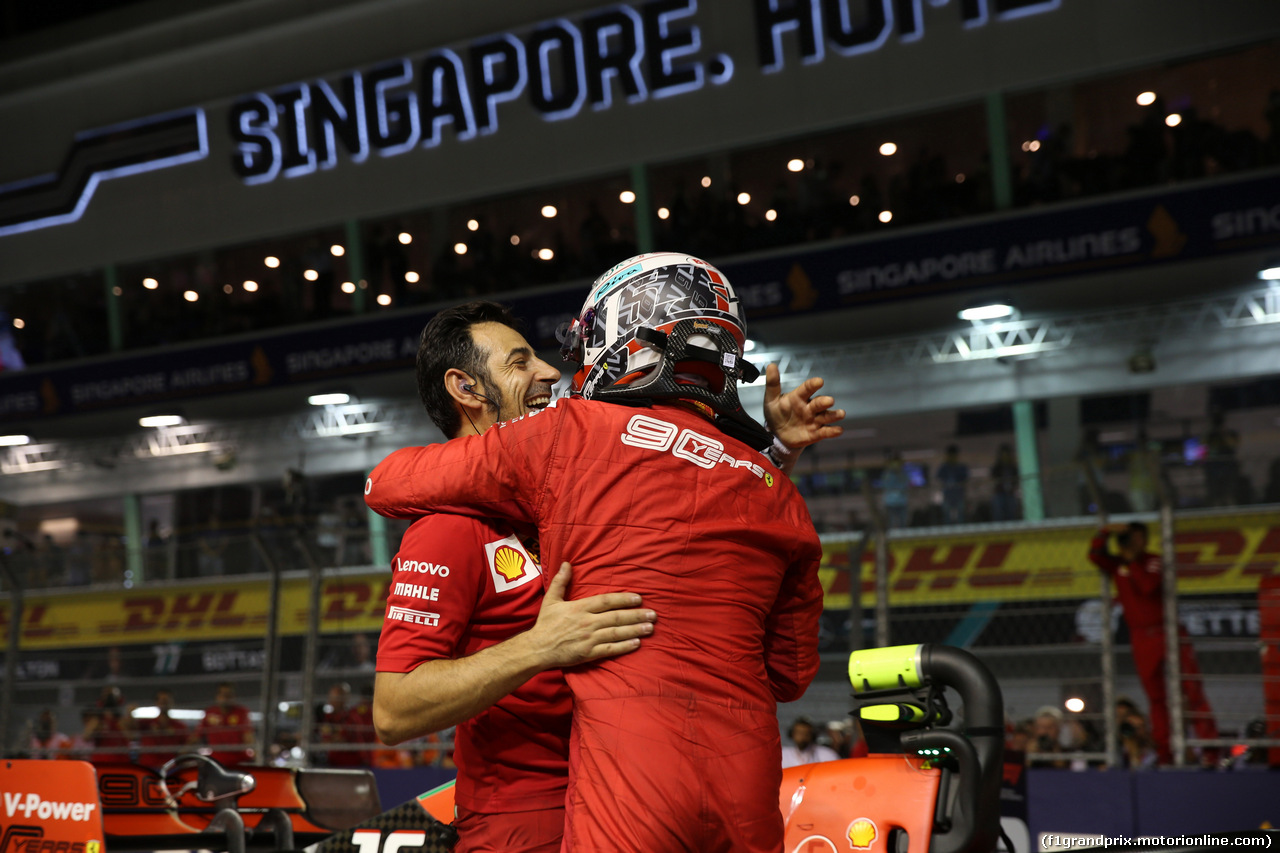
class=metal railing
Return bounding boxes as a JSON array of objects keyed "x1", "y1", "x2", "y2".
[{"x1": 4, "y1": 503, "x2": 1276, "y2": 770}]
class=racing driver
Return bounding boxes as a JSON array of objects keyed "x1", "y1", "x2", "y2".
[
  {"x1": 367, "y1": 254, "x2": 836, "y2": 852},
  {"x1": 373, "y1": 301, "x2": 657, "y2": 853}
]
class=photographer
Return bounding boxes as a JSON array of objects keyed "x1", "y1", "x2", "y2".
[
  {"x1": 1030, "y1": 706, "x2": 1067, "y2": 767},
  {"x1": 1088, "y1": 522, "x2": 1219, "y2": 766},
  {"x1": 90, "y1": 686, "x2": 135, "y2": 764}
]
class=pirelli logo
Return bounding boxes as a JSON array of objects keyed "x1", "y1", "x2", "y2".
[{"x1": 387, "y1": 606, "x2": 440, "y2": 627}]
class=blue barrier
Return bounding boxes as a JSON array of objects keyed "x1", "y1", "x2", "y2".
[
  {"x1": 1028, "y1": 768, "x2": 1280, "y2": 840},
  {"x1": 368, "y1": 766, "x2": 458, "y2": 811}
]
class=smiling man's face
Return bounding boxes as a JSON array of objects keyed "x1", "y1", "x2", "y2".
[{"x1": 469, "y1": 321, "x2": 560, "y2": 430}]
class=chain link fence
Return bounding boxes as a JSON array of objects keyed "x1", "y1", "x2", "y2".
[{"x1": 790, "y1": 504, "x2": 1278, "y2": 769}]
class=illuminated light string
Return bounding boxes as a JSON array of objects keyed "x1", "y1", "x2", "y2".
[{"x1": 228, "y1": 0, "x2": 734, "y2": 185}]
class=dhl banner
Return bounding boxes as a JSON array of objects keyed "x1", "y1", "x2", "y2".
[
  {"x1": 0, "y1": 574, "x2": 392, "y2": 651},
  {"x1": 2, "y1": 513, "x2": 1277, "y2": 649},
  {"x1": 819, "y1": 512, "x2": 1280, "y2": 611}
]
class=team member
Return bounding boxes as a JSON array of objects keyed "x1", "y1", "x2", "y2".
[
  {"x1": 781, "y1": 716, "x2": 841, "y2": 768},
  {"x1": 138, "y1": 688, "x2": 188, "y2": 768},
  {"x1": 1088, "y1": 521, "x2": 1219, "y2": 765},
  {"x1": 374, "y1": 302, "x2": 659, "y2": 853},
  {"x1": 367, "y1": 254, "x2": 833, "y2": 852},
  {"x1": 193, "y1": 682, "x2": 254, "y2": 767}
]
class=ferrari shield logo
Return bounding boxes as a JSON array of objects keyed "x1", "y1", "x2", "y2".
[{"x1": 484, "y1": 535, "x2": 541, "y2": 593}]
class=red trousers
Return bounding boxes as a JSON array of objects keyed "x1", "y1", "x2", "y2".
[
  {"x1": 564, "y1": 697, "x2": 785, "y2": 853},
  {"x1": 1262, "y1": 643, "x2": 1280, "y2": 768},
  {"x1": 453, "y1": 804, "x2": 563, "y2": 853},
  {"x1": 1130, "y1": 625, "x2": 1218, "y2": 764}
]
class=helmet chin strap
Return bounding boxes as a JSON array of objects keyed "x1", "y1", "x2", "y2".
[{"x1": 588, "y1": 318, "x2": 773, "y2": 450}]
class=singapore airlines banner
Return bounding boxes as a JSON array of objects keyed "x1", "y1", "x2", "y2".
[{"x1": 1, "y1": 170, "x2": 1277, "y2": 422}]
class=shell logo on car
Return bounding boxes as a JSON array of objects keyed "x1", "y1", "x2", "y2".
[{"x1": 847, "y1": 817, "x2": 878, "y2": 850}]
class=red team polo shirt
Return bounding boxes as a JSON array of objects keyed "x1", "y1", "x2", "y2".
[
  {"x1": 196, "y1": 704, "x2": 254, "y2": 767},
  {"x1": 376, "y1": 512, "x2": 572, "y2": 814}
]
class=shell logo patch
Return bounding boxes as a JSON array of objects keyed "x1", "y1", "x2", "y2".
[
  {"x1": 484, "y1": 535, "x2": 541, "y2": 593},
  {"x1": 494, "y1": 545, "x2": 527, "y2": 581},
  {"x1": 847, "y1": 818, "x2": 878, "y2": 850}
]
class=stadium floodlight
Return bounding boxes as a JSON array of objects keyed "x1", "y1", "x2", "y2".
[
  {"x1": 0, "y1": 434, "x2": 31, "y2": 446},
  {"x1": 139, "y1": 414, "x2": 184, "y2": 428},
  {"x1": 958, "y1": 302, "x2": 1015, "y2": 322},
  {"x1": 308, "y1": 392, "x2": 351, "y2": 406}
]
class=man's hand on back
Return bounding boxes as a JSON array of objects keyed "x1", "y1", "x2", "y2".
[{"x1": 527, "y1": 563, "x2": 656, "y2": 667}]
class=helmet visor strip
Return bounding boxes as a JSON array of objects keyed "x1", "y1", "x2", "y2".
[{"x1": 557, "y1": 307, "x2": 595, "y2": 363}]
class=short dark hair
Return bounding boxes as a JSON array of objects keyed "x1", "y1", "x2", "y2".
[
  {"x1": 416, "y1": 301, "x2": 524, "y2": 437},
  {"x1": 788, "y1": 716, "x2": 815, "y2": 738},
  {"x1": 1117, "y1": 521, "x2": 1148, "y2": 548}
]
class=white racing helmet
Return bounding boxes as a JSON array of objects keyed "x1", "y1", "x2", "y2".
[{"x1": 559, "y1": 252, "x2": 770, "y2": 448}]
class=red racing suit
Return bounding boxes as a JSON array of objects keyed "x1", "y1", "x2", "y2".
[
  {"x1": 1088, "y1": 531, "x2": 1218, "y2": 764},
  {"x1": 367, "y1": 398, "x2": 824, "y2": 852},
  {"x1": 377, "y1": 512, "x2": 571, "y2": 853}
]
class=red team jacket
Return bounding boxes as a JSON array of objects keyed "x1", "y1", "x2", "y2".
[
  {"x1": 367, "y1": 397, "x2": 823, "y2": 850},
  {"x1": 1087, "y1": 531, "x2": 1165, "y2": 630},
  {"x1": 377, "y1": 512, "x2": 572, "y2": 814}
]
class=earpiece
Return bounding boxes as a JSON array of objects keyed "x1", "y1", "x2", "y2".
[{"x1": 456, "y1": 375, "x2": 498, "y2": 410}]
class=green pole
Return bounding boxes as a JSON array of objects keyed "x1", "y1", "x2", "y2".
[
  {"x1": 367, "y1": 470, "x2": 390, "y2": 568},
  {"x1": 629, "y1": 164, "x2": 654, "y2": 253},
  {"x1": 984, "y1": 92, "x2": 1014, "y2": 211},
  {"x1": 104, "y1": 265, "x2": 123, "y2": 352},
  {"x1": 345, "y1": 220, "x2": 367, "y2": 314},
  {"x1": 1013, "y1": 400, "x2": 1044, "y2": 520},
  {"x1": 123, "y1": 493, "x2": 145, "y2": 584}
]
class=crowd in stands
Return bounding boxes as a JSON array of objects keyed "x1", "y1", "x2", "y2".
[
  {"x1": 23, "y1": 682, "x2": 254, "y2": 766},
  {"x1": 20, "y1": 677, "x2": 451, "y2": 771},
  {"x1": 796, "y1": 418, "x2": 1280, "y2": 533},
  {"x1": 1012, "y1": 91, "x2": 1280, "y2": 208},
  {"x1": 1005, "y1": 697, "x2": 1274, "y2": 770},
  {"x1": 4, "y1": 407, "x2": 1278, "y2": 595}
]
